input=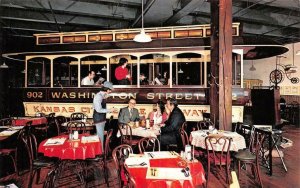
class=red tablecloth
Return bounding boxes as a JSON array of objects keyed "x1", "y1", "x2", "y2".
[
  {"x1": 38, "y1": 134, "x2": 102, "y2": 160},
  {"x1": 12, "y1": 117, "x2": 47, "y2": 126},
  {"x1": 126, "y1": 157, "x2": 206, "y2": 188}
]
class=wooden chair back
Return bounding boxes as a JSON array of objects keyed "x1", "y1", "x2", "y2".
[
  {"x1": 138, "y1": 137, "x2": 160, "y2": 153},
  {"x1": 70, "y1": 112, "x2": 87, "y2": 121},
  {"x1": 112, "y1": 144, "x2": 133, "y2": 187}
]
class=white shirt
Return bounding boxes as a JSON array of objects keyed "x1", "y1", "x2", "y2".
[
  {"x1": 153, "y1": 111, "x2": 163, "y2": 125},
  {"x1": 81, "y1": 76, "x2": 94, "y2": 85}
]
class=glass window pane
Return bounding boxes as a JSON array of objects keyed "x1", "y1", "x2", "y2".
[
  {"x1": 110, "y1": 55, "x2": 137, "y2": 85},
  {"x1": 81, "y1": 56, "x2": 107, "y2": 86},
  {"x1": 140, "y1": 54, "x2": 170, "y2": 86},
  {"x1": 53, "y1": 56, "x2": 78, "y2": 87},
  {"x1": 172, "y1": 53, "x2": 202, "y2": 86},
  {"x1": 232, "y1": 53, "x2": 242, "y2": 86},
  {"x1": 27, "y1": 57, "x2": 50, "y2": 87}
]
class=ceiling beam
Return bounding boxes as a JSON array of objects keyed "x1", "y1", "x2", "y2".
[
  {"x1": 0, "y1": 3, "x2": 134, "y2": 22},
  {"x1": 164, "y1": 0, "x2": 206, "y2": 25},
  {"x1": 130, "y1": 0, "x2": 157, "y2": 27},
  {"x1": 70, "y1": 0, "x2": 141, "y2": 8}
]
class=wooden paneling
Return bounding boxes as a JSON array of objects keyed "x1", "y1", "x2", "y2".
[
  {"x1": 63, "y1": 35, "x2": 86, "y2": 43},
  {"x1": 38, "y1": 37, "x2": 60, "y2": 44}
]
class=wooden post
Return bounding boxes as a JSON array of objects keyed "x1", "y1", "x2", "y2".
[
  {"x1": 210, "y1": 0, "x2": 232, "y2": 130},
  {"x1": 210, "y1": 0, "x2": 219, "y2": 129},
  {"x1": 219, "y1": 0, "x2": 232, "y2": 130}
]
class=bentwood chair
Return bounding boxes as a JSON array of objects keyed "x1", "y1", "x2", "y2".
[
  {"x1": 42, "y1": 168, "x2": 58, "y2": 188},
  {"x1": 0, "y1": 123, "x2": 22, "y2": 176},
  {"x1": 179, "y1": 128, "x2": 203, "y2": 158},
  {"x1": 66, "y1": 121, "x2": 86, "y2": 134},
  {"x1": 70, "y1": 112, "x2": 88, "y2": 121},
  {"x1": 197, "y1": 120, "x2": 213, "y2": 130},
  {"x1": 205, "y1": 136, "x2": 232, "y2": 186},
  {"x1": 19, "y1": 129, "x2": 56, "y2": 188},
  {"x1": 112, "y1": 144, "x2": 133, "y2": 188},
  {"x1": 118, "y1": 123, "x2": 140, "y2": 148},
  {"x1": 234, "y1": 129, "x2": 265, "y2": 187},
  {"x1": 138, "y1": 137, "x2": 160, "y2": 154},
  {"x1": 85, "y1": 129, "x2": 114, "y2": 187},
  {"x1": 55, "y1": 116, "x2": 67, "y2": 134},
  {"x1": 0, "y1": 118, "x2": 12, "y2": 126}
]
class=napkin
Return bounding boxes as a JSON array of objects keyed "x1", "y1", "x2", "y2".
[
  {"x1": 146, "y1": 167, "x2": 191, "y2": 180},
  {"x1": 81, "y1": 135, "x2": 99, "y2": 143},
  {"x1": 0, "y1": 183, "x2": 18, "y2": 188},
  {"x1": 145, "y1": 151, "x2": 178, "y2": 159},
  {"x1": 44, "y1": 138, "x2": 66, "y2": 146},
  {"x1": 125, "y1": 156, "x2": 149, "y2": 168},
  {"x1": 0, "y1": 130, "x2": 18, "y2": 136}
]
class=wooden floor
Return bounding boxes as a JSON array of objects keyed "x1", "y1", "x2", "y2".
[{"x1": 1, "y1": 124, "x2": 300, "y2": 188}]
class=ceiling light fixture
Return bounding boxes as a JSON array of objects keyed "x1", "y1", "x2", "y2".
[
  {"x1": 178, "y1": 68, "x2": 184, "y2": 74},
  {"x1": 101, "y1": 66, "x2": 107, "y2": 71},
  {"x1": 96, "y1": 71, "x2": 101, "y2": 75},
  {"x1": 0, "y1": 62, "x2": 9, "y2": 69},
  {"x1": 249, "y1": 60, "x2": 256, "y2": 71},
  {"x1": 133, "y1": 0, "x2": 152, "y2": 43}
]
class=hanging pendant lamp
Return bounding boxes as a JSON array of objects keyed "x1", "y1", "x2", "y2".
[{"x1": 133, "y1": 0, "x2": 152, "y2": 43}]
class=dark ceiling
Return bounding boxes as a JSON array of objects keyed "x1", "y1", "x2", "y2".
[{"x1": 1, "y1": 0, "x2": 300, "y2": 50}]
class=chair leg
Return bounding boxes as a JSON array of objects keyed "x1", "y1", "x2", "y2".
[
  {"x1": 8, "y1": 154, "x2": 18, "y2": 174},
  {"x1": 237, "y1": 160, "x2": 241, "y2": 180},
  {"x1": 29, "y1": 169, "x2": 36, "y2": 188},
  {"x1": 226, "y1": 164, "x2": 231, "y2": 184},
  {"x1": 36, "y1": 168, "x2": 41, "y2": 184},
  {"x1": 255, "y1": 163, "x2": 263, "y2": 188},
  {"x1": 206, "y1": 162, "x2": 210, "y2": 188},
  {"x1": 104, "y1": 165, "x2": 109, "y2": 187}
]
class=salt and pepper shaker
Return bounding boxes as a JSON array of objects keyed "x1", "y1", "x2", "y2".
[
  {"x1": 185, "y1": 144, "x2": 192, "y2": 161},
  {"x1": 73, "y1": 131, "x2": 79, "y2": 140},
  {"x1": 69, "y1": 132, "x2": 73, "y2": 140},
  {"x1": 146, "y1": 119, "x2": 150, "y2": 129}
]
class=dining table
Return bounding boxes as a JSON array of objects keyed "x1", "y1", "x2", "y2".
[
  {"x1": 11, "y1": 117, "x2": 47, "y2": 126},
  {"x1": 38, "y1": 134, "x2": 102, "y2": 160},
  {"x1": 190, "y1": 130, "x2": 246, "y2": 152},
  {"x1": 0, "y1": 126, "x2": 24, "y2": 141},
  {"x1": 118, "y1": 125, "x2": 160, "y2": 138},
  {"x1": 125, "y1": 151, "x2": 206, "y2": 188}
]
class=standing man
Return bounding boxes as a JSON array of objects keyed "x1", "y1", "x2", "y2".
[
  {"x1": 118, "y1": 98, "x2": 140, "y2": 124},
  {"x1": 114, "y1": 58, "x2": 131, "y2": 85},
  {"x1": 93, "y1": 81, "x2": 116, "y2": 149},
  {"x1": 160, "y1": 97, "x2": 186, "y2": 150},
  {"x1": 81, "y1": 70, "x2": 95, "y2": 85}
]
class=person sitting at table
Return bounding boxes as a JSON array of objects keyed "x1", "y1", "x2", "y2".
[
  {"x1": 148, "y1": 100, "x2": 168, "y2": 126},
  {"x1": 118, "y1": 98, "x2": 140, "y2": 125},
  {"x1": 93, "y1": 81, "x2": 117, "y2": 149},
  {"x1": 160, "y1": 97, "x2": 185, "y2": 150},
  {"x1": 140, "y1": 73, "x2": 148, "y2": 85},
  {"x1": 115, "y1": 58, "x2": 131, "y2": 85},
  {"x1": 81, "y1": 70, "x2": 95, "y2": 85}
]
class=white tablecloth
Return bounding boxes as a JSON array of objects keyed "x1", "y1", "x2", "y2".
[
  {"x1": 117, "y1": 127, "x2": 160, "y2": 138},
  {"x1": 190, "y1": 130, "x2": 246, "y2": 152}
]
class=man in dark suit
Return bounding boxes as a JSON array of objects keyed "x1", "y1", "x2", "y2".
[
  {"x1": 160, "y1": 97, "x2": 186, "y2": 150},
  {"x1": 118, "y1": 98, "x2": 140, "y2": 124}
]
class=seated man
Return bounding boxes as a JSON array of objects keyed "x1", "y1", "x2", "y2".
[
  {"x1": 160, "y1": 97, "x2": 186, "y2": 150},
  {"x1": 118, "y1": 98, "x2": 140, "y2": 124},
  {"x1": 140, "y1": 73, "x2": 148, "y2": 85},
  {"x1": 81, "y1": 71, "x2": 95, "y2": 85}
]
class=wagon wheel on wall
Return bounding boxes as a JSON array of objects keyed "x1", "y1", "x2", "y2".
[
  {"x1": 290, "y1": 77, "x2": 299, "y2": 84},
  {"x1": 269, "y1": 69, "x2": 284, "y2": 84}
]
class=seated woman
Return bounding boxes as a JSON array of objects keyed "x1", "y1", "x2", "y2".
[{"x1": 148, "y1": 101, "x2": 168, "y2": 126}]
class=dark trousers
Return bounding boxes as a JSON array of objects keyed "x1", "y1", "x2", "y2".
[{"x1": 118, "y1": 79, "x2": 129, "y2": 85}]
